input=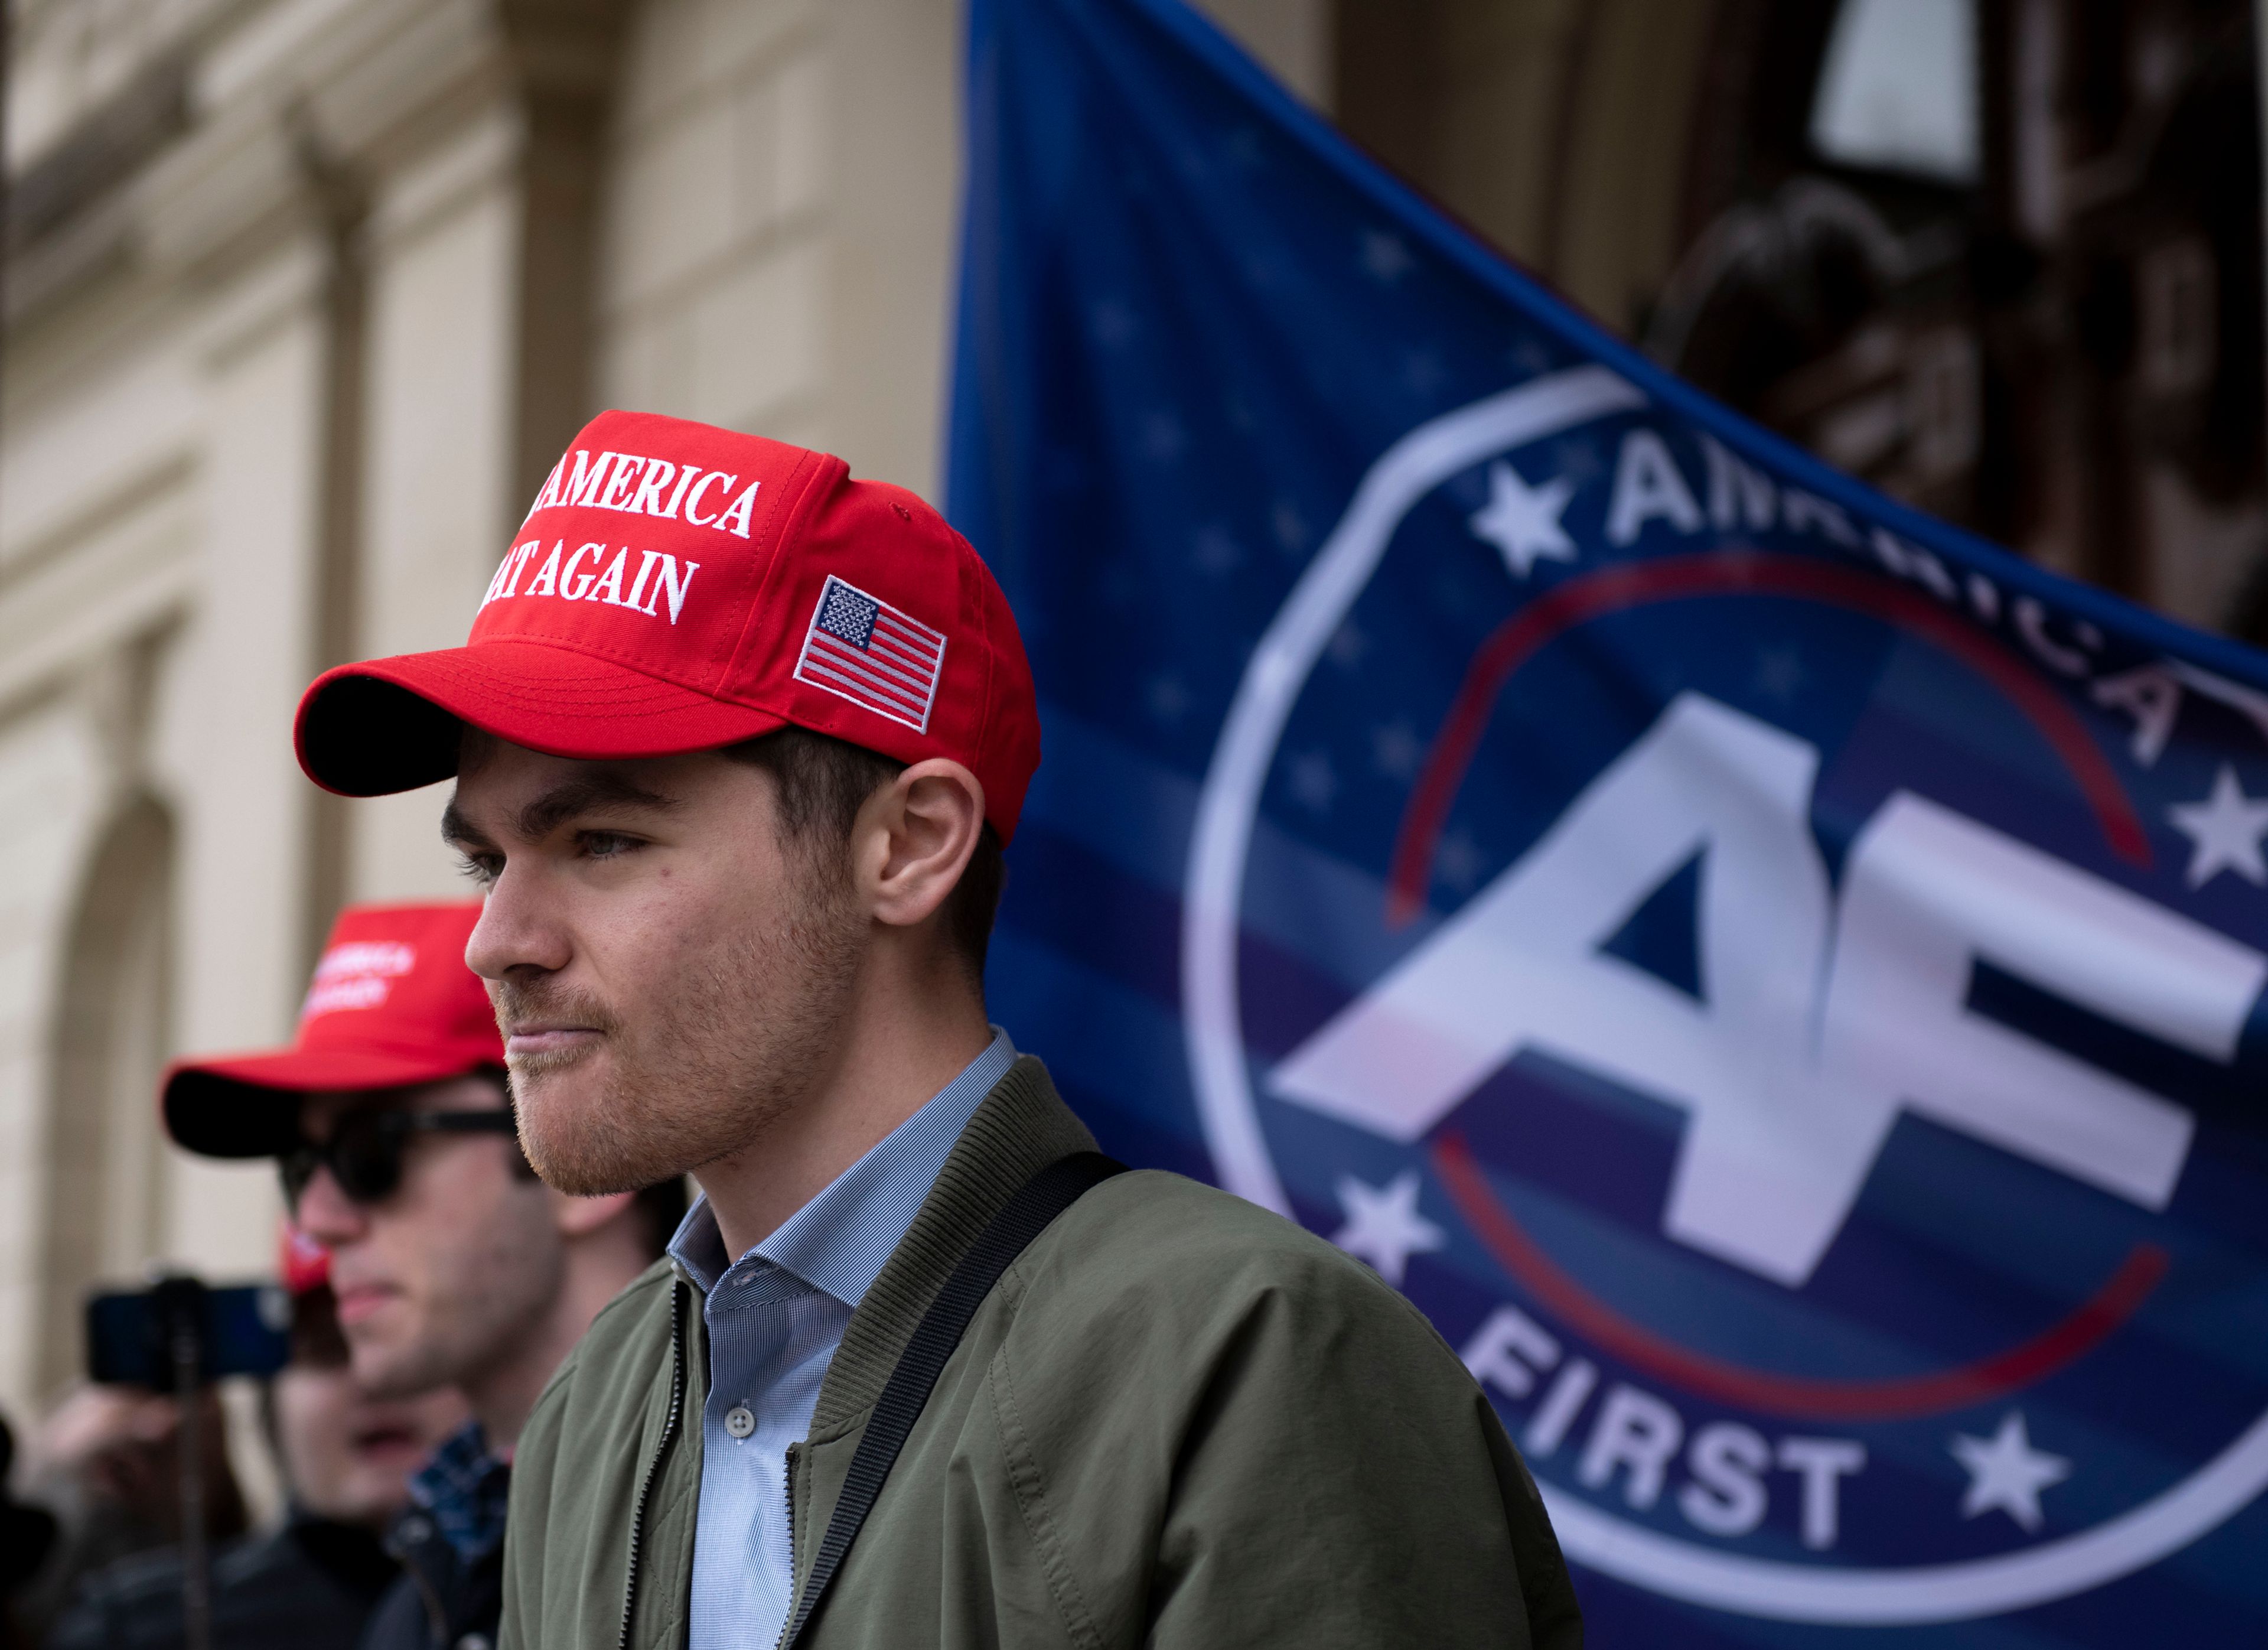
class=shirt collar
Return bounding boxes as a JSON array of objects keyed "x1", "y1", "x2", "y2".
[
  {"x1": 667, "y1": 1028, "x2": 1017, "y2": 1307},
  {"x1": 406, "y1": 1420, "x2": 510, "y2": 1566}
]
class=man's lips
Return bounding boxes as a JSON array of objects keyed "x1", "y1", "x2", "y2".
[
  {"x1": 350, "y1": 1422, "x2": 425, "y2": 1463},
  {"x1": 332, "y1": 1283, "x2": 400, "y2": 1327},
  {"x1": 504, "y1": 1024, "x2": 604, "y2": 1059}
]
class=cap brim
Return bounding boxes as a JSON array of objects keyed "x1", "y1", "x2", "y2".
[
  {"x1": 296, "y1": 641, "x2": 788, "y2": 797},
  {"x1": 162, "y1": 1049, "x2": 504, "y2": 1158}
]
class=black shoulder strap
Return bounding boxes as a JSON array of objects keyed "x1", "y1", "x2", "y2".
[{"x1": 782, "y1": 1150, "x2": 1126, "y2": 1648}]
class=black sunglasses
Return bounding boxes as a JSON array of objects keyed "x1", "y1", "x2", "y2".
[{"x1": 279, "y1": 1108, "x2": 519, "y2": 1211}]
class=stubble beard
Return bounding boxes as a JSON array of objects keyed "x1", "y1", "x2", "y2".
[
  {"x1": 504, "y1": 860, "x2": 866, "y2": 1197},
  {"x1": 346, "y1": 1190, "x2": 565, "y2": 1403}
]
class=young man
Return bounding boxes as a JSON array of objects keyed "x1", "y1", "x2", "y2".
[
  {"x1": 292, "y1": 412, "x2": 1582, "y2": 1649},
  {"x1": 162, "y1": 902, "x2": 684, "y2": 1650},
  {"x1": 45, "y1": 1226, "x2": 468, "y2": 1650}
]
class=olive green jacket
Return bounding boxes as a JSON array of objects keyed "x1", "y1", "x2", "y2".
[{"x1": 500, "y1": 1056, "x2": 1583, "y2": 1649}]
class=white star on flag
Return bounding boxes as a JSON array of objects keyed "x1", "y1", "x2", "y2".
[
  {"x1": 1435, "y1": 827, "x2": 1485, "y2": 893},
  {"x1": 1372, "y1": 720, "x2": 1424, "y2": 780},
  {"x1": 1950, "y1": 1411, "x2": 2071, "y2": 1533},
  {"x1": 1331, "y1": 1170, "x2": 1446, "y2": 1285},
  {"x1": 1468, "y1": 460, "x2": 1577, "y2": 578},
  {"x1": 1288, "y1": 750, "x2": 1338, "y2": 813},
  {"x1": 2168, "y1": 764, "x2": 2268, "y2": 887},
  {"x1": 1360, "y1": 229, "x2": 1413, "y2": 283}
]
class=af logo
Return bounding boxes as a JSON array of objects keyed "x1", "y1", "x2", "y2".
[{"x1": 1185, "y1": 369, "x2": 2268, "y2": 1623}]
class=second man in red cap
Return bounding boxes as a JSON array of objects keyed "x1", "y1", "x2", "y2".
[{"x1": 164, "y1": 900, "x2": 685, "y2": 1650}]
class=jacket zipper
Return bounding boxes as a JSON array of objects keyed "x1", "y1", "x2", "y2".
[
  {"x1": 771, "y1": 1449, "x2": 800, "y2": 1650},
  {"x1": 617, "y1": 1279, "x2": 690, "y2": 1650},
  {"x1": 407, "y1": 1544, "x2": 449, "y2": 1644}
]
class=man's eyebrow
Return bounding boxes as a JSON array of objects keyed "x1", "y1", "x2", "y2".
[
  {"x1": 440, "y1": 771, "x2": 680, "y2": 850},
  {"x1": 439, "y1": 796, "x2": 490, "y2": 850},
  {"x1": 509, "y1": 772, "x2": 681, "y2": 841}
]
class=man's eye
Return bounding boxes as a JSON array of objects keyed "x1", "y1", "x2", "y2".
[
  {"x1": 456, "y1": 854, "x2": 501, "y2": 887},
  {"x1": 581, "y1": 832, "x2": 641, "y2": 860}
]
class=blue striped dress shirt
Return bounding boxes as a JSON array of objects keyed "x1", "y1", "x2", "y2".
[{"x1": 667, "y1": 1027, "x2": 1018, "y2": 1649}]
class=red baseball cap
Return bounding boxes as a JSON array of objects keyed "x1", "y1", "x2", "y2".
[
  {"x1": 293, "y1": 411, "x2": 1041, "y2": 841},
  {"x1": 163, "y1": 902, "x2": 502, "y2": 1158}
]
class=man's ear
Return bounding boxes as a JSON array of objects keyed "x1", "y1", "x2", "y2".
[
  {"x1": 549, "y1": 1187, "x2": 636, "y2": 1239},
  {"x1": 859, "y1": 759, "x2": 986, "y2": 929}
]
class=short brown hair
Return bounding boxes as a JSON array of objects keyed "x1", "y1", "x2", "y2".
[{"x1": 724, "y1": 727, "x2": 1005, "y2": 982}]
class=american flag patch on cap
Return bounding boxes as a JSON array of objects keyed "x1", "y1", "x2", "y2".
[{"x1": 793, "y1": 575, "x2": 947, "y2": 733}]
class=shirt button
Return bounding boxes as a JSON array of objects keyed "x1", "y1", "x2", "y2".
[{"x1": 725, "y1": 1404, "x2": 756, "y2": 1439}]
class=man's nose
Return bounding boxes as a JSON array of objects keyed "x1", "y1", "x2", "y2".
[
  {"x1": 293, "y1": 1164, "x2": 369, "y2": 1247},
  {"x1": 464, "y1": 863, "x2": 572, "y2": 982}
]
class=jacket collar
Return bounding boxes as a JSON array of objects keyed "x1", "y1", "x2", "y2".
[{"x1": 809, "y1": 1053, "x2": 1096, "y2": 1434}]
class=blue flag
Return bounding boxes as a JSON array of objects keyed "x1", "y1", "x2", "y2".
[{"x1": 947, "y1": 1, "x2": 2268, "y2": 1640}]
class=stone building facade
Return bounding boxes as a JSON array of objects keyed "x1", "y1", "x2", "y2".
[
  {"x1": 2, "y1": 0, "x2": 2258, "y2": 1441},
  {"x1": 0, "y1": 0, "x2": 1330, "y2": 1430}
]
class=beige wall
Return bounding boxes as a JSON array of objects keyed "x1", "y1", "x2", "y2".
[
  {"x1": 348, "y1": 112, "x2": 529, "y2": 906},
  {"x1": 1335, "y1": 0, "x2": 1715, "y2": 333},
  {"x1": 1548, "y1": 0, "x2": 1716, "y2": 331},
  {"x1": 596, "y1": 0, "x2": 1328, "y2": 508},
  {"x1": 0, "y1": 0, "x2": 1340, "y2": 1439},
  {"x1": 598, "y1": 2, "x2": 837, "y2": 463},
  {"x1": 1205, "y1": 0, "x2": 1334, "y2": 107},
  {"x1": 0, "y1": 702, "x2": 108, "y2": 1414}
]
